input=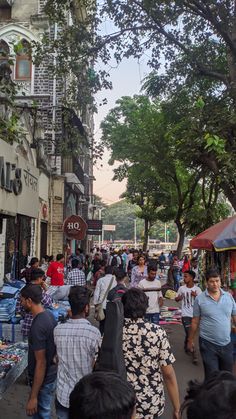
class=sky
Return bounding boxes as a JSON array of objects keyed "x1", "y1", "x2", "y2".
[{"x1": 93, "y1": 56, "x2": 149, "y2": 204}]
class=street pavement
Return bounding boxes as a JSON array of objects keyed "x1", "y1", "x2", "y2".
[{"x1": 0, "y1": 299, "x2": 204, "y2": 419}]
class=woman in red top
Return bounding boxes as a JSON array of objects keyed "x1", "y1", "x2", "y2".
[
  {"x1": 47, "y1": 253, "x2": 65, "y2": 286},
  {"x1": 182, "y1": 255, "x2": 191, "y2": 273}
]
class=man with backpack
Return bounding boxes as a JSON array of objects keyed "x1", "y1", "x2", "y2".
[{"x1": 107, "y1": 269, "x2": 127, "y2": 302}]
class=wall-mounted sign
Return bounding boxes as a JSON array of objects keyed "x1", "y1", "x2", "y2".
[
  {"x1": 0, "y1": 139, "x2": 39, "y2": 218},
  {"x1": 86, "y1": 219, "x2": 103, "y2": 236},
  {"x1": 63, "y1": 215, "x2": 88, "y2": 240},
  {"x1": 103, "y1": 224, "x2": 116, "y2": 232}
]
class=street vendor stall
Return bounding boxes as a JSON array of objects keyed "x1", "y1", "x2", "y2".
[
  {"x1": 190, "y1": 215, "x2": 236, "y2": 288},
  {"x1": 0, "y1": 342, "x2": 28, "y2": 399}
]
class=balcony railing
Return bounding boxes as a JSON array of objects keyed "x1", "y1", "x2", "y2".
[{"x1": 62, "y1": 156, "x2": 85, "y2": 186}]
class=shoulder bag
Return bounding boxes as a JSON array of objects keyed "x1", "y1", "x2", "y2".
[{"x1": 94, "y1": 276, "x2": 114, "y2": 322}]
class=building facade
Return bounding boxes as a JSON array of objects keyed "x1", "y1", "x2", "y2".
[{"x1": 0, "y1": 0, "x2": 94, "y2": 284}]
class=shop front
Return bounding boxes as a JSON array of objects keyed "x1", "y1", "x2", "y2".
[{"x1": 0, "y1": 140, "x2": 39, "y2": 281}]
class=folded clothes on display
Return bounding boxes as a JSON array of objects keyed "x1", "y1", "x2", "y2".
[
  {"x1": 0, "y1": 342, "x2": 28, "y2": 380},
  {"x1": 159, "y1": 306, "x2": 182, "y2": 325},
  {"x1": 0, "y1": 299, "x2": 17, "y2": 322}
]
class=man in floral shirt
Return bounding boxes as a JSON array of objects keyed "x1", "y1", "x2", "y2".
[{"x1": 122, "y1": 288, "x2": 180, "y2": 419}]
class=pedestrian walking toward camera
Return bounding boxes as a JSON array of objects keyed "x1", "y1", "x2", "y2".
[
  {"x1": 175, "y1": 270, "x2": 201, "y2": 364},
  {"x1": 187, "y1": 269, "x2": 236, "y2": 379},
  {"x1": 20, "y1": 284, "x2": 57, "y2": 418},
  {"x1": 131, "y1": 255, "x2": 148, "y2": 287},
  {"x1": 139, "y1": 264, "x2": 163, "y2": 325}
]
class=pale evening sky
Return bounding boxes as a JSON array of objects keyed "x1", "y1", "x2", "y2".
[{"x1": 93, "y1": 57, "x2": 148, "y2": 204}]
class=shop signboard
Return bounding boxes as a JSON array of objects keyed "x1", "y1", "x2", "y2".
[
  {"x1": 0, "y1": 139, "x2": 39, "y2": 218},
  {"x1": 86, "y1": 219, "x2": 103, "y2": 236},
  {"x1": 63, "y1": 215, "x2": 88, "y2": 240}
]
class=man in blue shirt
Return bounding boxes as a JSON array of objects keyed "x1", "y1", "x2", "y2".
[{"x1": 187, "y1": 269, "x2": 236, "y2": 379}]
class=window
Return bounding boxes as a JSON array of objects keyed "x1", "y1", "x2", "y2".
[
  {"x1": 15, "y1": 39, "x2": 31, "y2": 80},
  {"x1": 0, "y1": 5, "x2": 11, "y2": 22},
  {"x1": 0, "y1": 40, "x2": 10, "y2": 66}
]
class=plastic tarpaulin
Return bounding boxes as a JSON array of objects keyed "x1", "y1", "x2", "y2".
[{"x1": 190, "y1": 216, "x2": 236, "y2": 252}]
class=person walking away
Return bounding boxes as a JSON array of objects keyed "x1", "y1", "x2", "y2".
[
  {"x1": 139, "y1": 264, "x2": 163, "y2": 324},
  {"x1": 131, "y1": 255, "x2": 148, "y2": 287},
  {"x1": 16, "y1": 268, "x2": 53, "y2": 339},
  {"x1": 172, "y1": 256, "x2": 180, "y2": 291},
  {"x1": 54, "y1": 286, "x2": 101, "y2": 419},
  {"x1": 93, "y1": 266, "x2": 116, "y2": 334},
  {"x1": 69, "y1": 371, "x2": 136, "y2": 419},
  {"x1": 91, "y1": 253, "x2": 102, "y2": 276},
  {"x1": 109, "y1": 251, "x2": 122, "y2": 268},
  {"x1": 20, "y1": 284, "x2": 57, "y2": 418},
  {"x1": 21, "y1": 257, "x2": 39, "y2": 283},
  {"x1": 93, "y1": 260, "x2": 106, "y2": 287},
  {"x1": 107, "y1": 268, "x2": 127, "y2": 302},
  {"x1": 47, "y1": 254, "x2": 65, "y2": 286},
  {"x1": 187, "y1": 269, "x2": 236, "y2": 379},
  {"x1": 122, "y1": 288, "x2": 180, "y2": 418},
  {"x1": 66, "y1": 258, "x2": 86, "y2": 286},
  {"x1": 159, "y1": 252, "x2": 166, "y2": 273},
  {"x1": 175, "y1": 270, "x2": 201, "y2": 364}
]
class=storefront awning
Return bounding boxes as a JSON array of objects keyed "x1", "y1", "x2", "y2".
[{"x1": 190, "y1": 216, "x2": 236, "y2": 252}]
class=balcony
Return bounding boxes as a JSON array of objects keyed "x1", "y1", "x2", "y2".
[{"x1": 62, "y1": 156, "x2": 85, "y2": 194}]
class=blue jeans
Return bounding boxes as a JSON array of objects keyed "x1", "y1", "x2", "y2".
[
  {"x1": 32, "y1": 380, "x2": 56, "y2": 419},
  {"x1": 55, "y1": 399, "x2": 69, "y2": 419},
  {"x1": 145, "y1": 312, "x2": 160, "y2": 325},
  {"x1": 173, "y1": 270, "x2": 180, "y2": 291},
  {"x1": 199, "y1": 337, "x2": 233, "y2": 379}
]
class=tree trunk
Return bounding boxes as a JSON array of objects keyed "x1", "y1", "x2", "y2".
[
  {"x1": 220, "y1": 180, "x2": 236, "y2": 211},
  {"x1": 143, "y1": 218, "x2": 149, "y2": 252},
  {"x1": 175, "y1": 221, "x2": 185, "y2": 259}
]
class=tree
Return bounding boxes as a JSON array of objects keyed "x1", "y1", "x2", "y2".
[
  {"x1": 95, "y1": 1, "x2": 236, "y2": 210},
  {"x1": 101, "y1": 95, "x2": 230, "y2": 256},
  {"x1": 120, "y1": 164, "x2": 164, "y2": 250}
]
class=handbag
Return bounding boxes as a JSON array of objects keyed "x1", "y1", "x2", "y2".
[{"x1": 94, "y1": 276, "x2": 114, "y2": 322}]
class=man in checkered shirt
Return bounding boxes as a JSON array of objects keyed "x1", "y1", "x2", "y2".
[
  {"x1": 66, "y1": 258, "x2": 86, "y2": 286},
  {"x1": 54, "y1": 286, "x2": 101, "y2": 418},
  {"x1": 16, "y1": 269, "x2": 53, "y2": 338}
]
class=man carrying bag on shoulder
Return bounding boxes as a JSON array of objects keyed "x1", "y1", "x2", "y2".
[{"x1": 94, "y1": 266, "x2": 116, "y2": 335}]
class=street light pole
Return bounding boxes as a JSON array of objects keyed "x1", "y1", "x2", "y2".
[
  {"x1": 134, "y1": 219, "x2": 137, "y2": 248},
  {"x1": 98, "y1": 207, "x2": 105, "y2": 247}
]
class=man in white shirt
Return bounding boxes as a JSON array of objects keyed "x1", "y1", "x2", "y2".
[
  {"x1": 54, "y1": 286, "x2": 101, "y2": 419},
  {"x1": 175, "y1": 270, "x2": 202, "y2": 364},
  {"x1": 93, "y1": 266, "x2": 117, "y2": 334},
  {"x1": 139, "y1": 265, "x2": 163, "y2": 324}
]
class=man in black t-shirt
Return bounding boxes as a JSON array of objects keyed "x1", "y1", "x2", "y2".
[{"x1": 20, "y1": 284, "x2": 57, "y2": 418}]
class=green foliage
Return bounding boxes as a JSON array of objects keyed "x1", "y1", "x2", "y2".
[
  {"x1": 101, "y1": 94, "x2": 231, "y2": 255},
  {"x1": 95, "y1": 1, "x2": 236, "y2": 210}
]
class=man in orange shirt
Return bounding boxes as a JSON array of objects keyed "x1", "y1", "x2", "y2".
[{"x1": 47, "y1": 254, "x2": 65, "y2": 286}]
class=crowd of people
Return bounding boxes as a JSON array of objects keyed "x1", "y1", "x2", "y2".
[{"x1": 15, "y1": 246, "x2": 236, "y2": 419}]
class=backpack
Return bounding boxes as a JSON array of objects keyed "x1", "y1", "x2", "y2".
[
  {"x1": 111, "y1": 255, "x2": 119, "y2": 267},
  {"x1": 94, "y1": 300, "x2": 127, "y2": 380}
]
